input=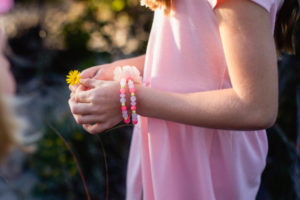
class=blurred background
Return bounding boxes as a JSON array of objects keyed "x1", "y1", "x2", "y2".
[{"x1": 0, "y1": 0, "x2": 299, "y2": 199}]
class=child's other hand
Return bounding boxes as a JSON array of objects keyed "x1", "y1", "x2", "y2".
[
  {"x1": 81, "y1": 63, "x2": 117, "y2": 81},
  {"x1": 69, "y1": 64, "x2": 116, "y2": 93},
  {"x1": 69, "y1": 79, "x2": 122, "y2": 134}
]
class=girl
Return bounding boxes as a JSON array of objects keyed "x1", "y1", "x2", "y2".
[
  {"x1": 69, "y1": 0, "x2": 299, "y2": 199},
  {"x1": 0, "y1": 0, "x2": 17, "y2": 163},
  {"x1": 0, "y1": 0, "x2": 15, "y2": 95}
]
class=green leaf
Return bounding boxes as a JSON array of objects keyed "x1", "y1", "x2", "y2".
[{"x1": 111, "y1": 0, "x2": 125, "y2": 12}]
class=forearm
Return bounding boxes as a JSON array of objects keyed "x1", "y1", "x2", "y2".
[
  {"x1": 135, "y1": 85, "x2": 277, "y2": 131},
  {"x1": 132, "y1": 0, "x2": 278, "y2": 131}
]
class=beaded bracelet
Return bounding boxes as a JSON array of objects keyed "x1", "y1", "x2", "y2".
[
  {"x1": 128, "y1": 78, "x2": 138, "y2": 124},
  {"x1": 120, "y1": 78, "x2": 130, "y2": 124},
  {"x1": 114, "y1": 66, "x2": 142, "y2": 125}
]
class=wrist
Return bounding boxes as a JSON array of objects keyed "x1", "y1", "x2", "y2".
[
  {"x1": 114, "y1": 65, "x2": 142, "y2": 124},
  {"x1": 134, "y1": 83, "x2": 145, "y2": 116}
]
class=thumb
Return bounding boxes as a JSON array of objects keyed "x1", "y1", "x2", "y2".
[
  {"x1": 80, "y1": 66, "x2": 99, "y2": 78},
  {"x1": 80, "y1": 79, "x2": 100, "y2": 88},
  {"x1": 81, "y1": 70, "x2": 96, "y2": 79}
]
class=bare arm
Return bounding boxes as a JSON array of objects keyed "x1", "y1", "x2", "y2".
[
  {"x1": 71, "y1": 0, "x2": 279, "y2": 133},
  {"x1": 0, "y1": 27, "x2": 15, "y2": 94},
  {"x1": 134, "y1": 0, "x2": 278, "y2": 130}
]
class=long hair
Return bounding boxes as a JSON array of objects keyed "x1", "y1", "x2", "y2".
[
  {"x1": 0, "y1": 95, "x2": 18, "y2": 163},
  {"x1": 274, "y1": 0, "x2": 299, "y2": 54},
  {"x1": 143, "y1": 0, "x2": 299, "y2": 54},
  {"x1": 141, "y1": 0, "x2": 173, "y2": 14}
]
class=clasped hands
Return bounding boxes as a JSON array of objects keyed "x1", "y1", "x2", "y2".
[{"x1": 68, "y1": 64, "x2": 124, "y2": 134}]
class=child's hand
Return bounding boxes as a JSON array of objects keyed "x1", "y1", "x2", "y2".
[
  {"x1": 69, "y1": 64, "x2": 116, "y2": 93},
  {"x1": 69, "y1": 79, "x2": 122, "y2": 134}
]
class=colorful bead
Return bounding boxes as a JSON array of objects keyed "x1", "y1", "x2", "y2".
[
  {"x1": 120, "y1": 78, "x2": 129, "y2": 123},
  {"x1": 120, "y1": 88, "x2": 126, "y2": 93},
  {"x1": 119, "y1": 77, "x2": 138, "y2": 124},
  {"x1": 120, "y1": 97, "x2": 126, "y2": 103},
  {"x1": 128, "y1": 79, "x2": 138, "y2": 125},
  {"x1": 122, "y1": 113, "x2": 128, "y2": 119},
  {"x1": 131, "y1": 96, "x2": 136, "y2": 101},
  {"x1": 120, "y1": 79, "x2": 126, "y2": 85}
]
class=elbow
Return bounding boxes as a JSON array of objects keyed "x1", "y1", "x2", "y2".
[
  {"x1": 249, "y1": 104, "x2": 278, "y2": 130},
  {"x1": 258, "y1": 109, "x2": 277, "y2": 129}
]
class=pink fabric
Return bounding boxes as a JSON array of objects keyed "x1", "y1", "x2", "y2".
[
  {"x1": 0, "y1": 0, "x2": 15, "y2": 94},
  {"x1": 127, "y1": 0, "x2": 283, "y2": 199},
  {"x1": 0, "y1": 0, "x2": 13, "y2": 14}
]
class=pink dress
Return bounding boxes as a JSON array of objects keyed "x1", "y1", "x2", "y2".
[
  {"x1": 127, "y1": 0, "x2": 283, "y2": 199},
  {"x1": 0, "y1": 0, "x2": 13, "y2": 14}
]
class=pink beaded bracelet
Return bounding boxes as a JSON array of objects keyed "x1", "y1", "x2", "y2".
[
  {"x1": 120, "y1": 78, "x2": 130, "y2": 124},
  {"x1": 128, "y1": 78, "x2": 138, "y2": 124},
  {"x1": 114, "y1": 66, "x2": 141, "y2": 125}
]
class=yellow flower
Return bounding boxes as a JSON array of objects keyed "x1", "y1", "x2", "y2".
[{"x1": 66, "y1": 70, "x2": 81, "y2": 85}]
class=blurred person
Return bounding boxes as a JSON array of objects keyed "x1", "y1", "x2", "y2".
[
  {"x1": 0, "y1": 91, "x2": 18, "y2": 163},
  {"x1": 0, "y1": 0, "x2": 17, "y2": 163},
  {"x1": 0, "y1": 0, "x2": 14, "y2": 14},
  {"x1": 69, "y1": 0, "x2": 299, "y2": 199},
  {"x1": 0, "y1": 0, "x2": 15, "y2": 95}
]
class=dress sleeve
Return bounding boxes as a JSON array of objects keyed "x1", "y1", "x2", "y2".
[{"x1": 207, "y1": 0, "x2": 275, "y2": 13}]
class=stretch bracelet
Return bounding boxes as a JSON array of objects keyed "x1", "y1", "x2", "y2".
[
  {"x1": 114, "y1": 66, "x2": 141, "y2": 125},
  {"x1": 120, "y1": 78, "x2": 130, "y2": 124},
  {"x1": 128, "y1": 78, "x2": 138, "y2": 124}
]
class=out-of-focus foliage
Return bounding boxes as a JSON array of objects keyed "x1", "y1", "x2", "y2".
[
  {"x1": 30, "y1": 120, "x2": 80, "y2": 198},
  {"x1": 2, "y1": 0, "x2": 152, "y2": 199},
  {"x1": 12, "y1": 0, "x2": 152, "y2": 55},
  {"x1": 29, "y1": 113, "x2": 132, "y2": 199},
  {"x1": 4, "y1": 0, "x2": 153, "y2": 86}
]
